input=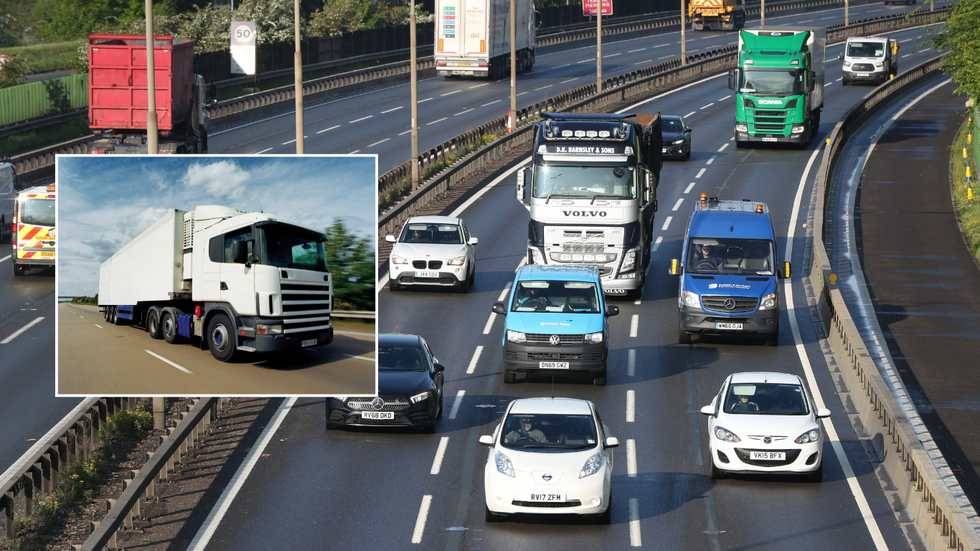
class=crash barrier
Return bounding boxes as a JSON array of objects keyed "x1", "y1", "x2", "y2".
[
  {"x1": 810, "y1": 57, "x2": 980, "y2": 550},
  {"x1": 77, "y1": 398, "x2": 225, "y2": 551},
  {"x1": 331, "y1": 311, "x2": 376, "y2": 320},
  {"x1": 0, "y1": 398, "x2": 142, "y2": 540}
]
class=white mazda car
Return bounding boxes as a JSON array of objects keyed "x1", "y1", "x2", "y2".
[
  {"x1": 701, "y1": 372, "x2": 830, "y2": 482},
  {"x1": 480, "y1": 397, "x2": 618, "y2": 523},
  {"x1": 386, "y1": 216, "x2": 478, "y2": 291}
]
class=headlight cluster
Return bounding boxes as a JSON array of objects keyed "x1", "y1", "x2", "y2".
[
  {"x1": 256, "y1": 324, "x2": 282, "y2": 335},
  {"x1": 495, "y1": 451, "x2": 515, "y2": 477},
  {"x1": 714, "y1": 426, "x2": 741, "y2": 443},
  {"x1": 759, "y1": 293, "x2": 778, "y2": 310},
  {"x1": 584, "y1": 332, "x2": 604, "y2": 344},
  {"x1": 620, "y1": 248, "x2": 638, "y2": 272},
  {"x1": 410, "y1": 391, "x2": 431, "y2": 404},
  {"x1": 529, "y1": 248, "x2": 545, "y2": 265},
  {"x1": 448, "y1": 256, "x2": 466, "y2": 266},
  {"x1": 795, "y1": 428, "x2": 820, "y2": 444},
  {"x1": 735, "y1": 123, "x2": 748, "y2": 132},
  {"x1": 682, "y1": 290, "x2": 701, "y2": 309},
  {"x1": 580, "y1": 453, "x2": 604, "y2": 478},
  {"x1": 843, "y1": 61, "x2": 852, "y2": 69},
  {"x1": 792, "y1": 125, "x2": 806, "y2": 134},
  {"x1": 391, "y1": 255, "x2": 409, "y2": 265},
  {"x1": 672, "y1": 138, "x2": 687, "y2": 145},
  {"x1": 506, "y1": 330, "x2": 527, "y2": 344}
]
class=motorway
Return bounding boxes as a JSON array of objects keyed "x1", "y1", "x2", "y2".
[{"x1": 56, "y1": 303, "x2": 377, "y2": 396}]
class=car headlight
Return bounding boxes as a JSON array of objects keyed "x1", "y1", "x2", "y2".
[
  {"x1": 874, "y1": 61, "x2": 883, "y2": 68},
  {"x1": 672, "y1": 138, "x2": 687, "y2": 145},
  {"x1": 621, "y1": 247, "x2": 637, "y2": 271},
  {"x1": 410, "y1": 391, "x2": 431, "y2": 404},
  {"x1": 448, "y1": 256, "x2": 465, "y2": 266},
  {"x1": 256, "y1": 323, "x2": 282, "y2": 335},
  {"x1": 792, "y1": 125, "x2": 805, "y2": 134},
  {"x1": 735, "y1": 123, "x2": 747, "y2": 132},
  {"x1": 795, "y1": 428, "x2": 820, "y2": 444},
  {"x1": 529, "y1": 248, "x2": 545, "y2": 264},
  {"x1": 843, "y1": 61, "x2": 851, "y2": 69},
  {"x1": 682, "y1": 290, "x2": 700, "y2": 309},
  {"x1": 506, "y1": 330, "x2": 527, "y2": 344},
  {"x1": 713, "y1": 426, "x2": 741, "y2": 443},
  {"x1": 494, "y1": 450, "x2": 515, "y2": 477},
  {"x1": 759, "y1": 293, "x2": 777, "y2": 310},
  {"x1": 584, "y1": 331, "x2": 604, "y2": 344},
  {"x1": 391, "y1": 255, "x2": 409, "y2": 265},
  {"x1": 580, "y1": 453, "x2": 604, "y2": 478}
]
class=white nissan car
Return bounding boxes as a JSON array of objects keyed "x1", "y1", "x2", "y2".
[
  {"x1": 701, "y1": 372, "x2": 830, "y2": 482},
  {"x1": 386, "y1": 215, "x2": 478, "y2": 291},
  {"x1": 480, "y1": 397, "x2": 618, "y2": 523}
]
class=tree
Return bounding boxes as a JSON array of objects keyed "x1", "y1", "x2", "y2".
[
  {"x1": 930, "y1": 0, "x2": 980, "y2": 101},
  {"x1": 0, "y1": 53, "x2": 29, "y2": 88},
  {"x1": 323, "y1": 219, "x2": 376, "y2": 312}
]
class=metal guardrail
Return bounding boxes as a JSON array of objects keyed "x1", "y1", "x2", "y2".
[
  {"x1": 810, "y1": 57, "x2": 980, "y2": 550},
  {"x1": 332, "y1": 310, "x2": 376, "y2": 320}
]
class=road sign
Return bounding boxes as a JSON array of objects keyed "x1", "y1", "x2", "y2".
[
  {"x1": 230, "y1": 21, "x2": 256, "y2": 75},
  {"x1": 582, "y1": 0, "x2": 612, "y2": 16}
]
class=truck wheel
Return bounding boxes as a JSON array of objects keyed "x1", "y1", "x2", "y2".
[
  {"x1": 503, "y1": 369, "x2": 516, "y2": 384},
  {"x1": 593, "y1": 369, "x2": 607, "y2": 386},
  {"x1": 207, "y1": 313, "x2": 237, "y2": 362},
  {"x1": 147, "y1": 308, "x2": 163, "y2": 339},
  {"x1": 678, "y1": 328, "x2": 692, "y2": 344},
  {"x1": 162, "y1": 310, "x2": 179, "y2": 344},
  {"x1": 12, "y1": 262, "x2": 23, "y2": 276},
  {"x1": 526, "y1": 51, "x2": 534, "y2": 72}
]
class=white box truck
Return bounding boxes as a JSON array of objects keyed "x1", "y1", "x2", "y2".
[
  {"x1": 98, "y1": 205, "x2": 333, "y2": 362},
  {"x1": 434, "y1": 0, "x2": 540, "y2": 78}
]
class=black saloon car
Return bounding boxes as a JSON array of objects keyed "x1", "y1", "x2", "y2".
[
  {"x1": 661, "y1": 115, "x2": 692, "y2": 160},
  {"x1": 326, "y1": 334, "x2": 445, "y2": 432}
]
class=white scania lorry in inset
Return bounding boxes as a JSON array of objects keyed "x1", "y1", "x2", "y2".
[{"x1": 98, "y1": 206, "x2": 333, "y2": 362}]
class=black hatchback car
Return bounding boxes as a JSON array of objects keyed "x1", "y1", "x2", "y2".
[
  {"x1": 326, "y1": 334, "x2": 445, "y2": 432},
  {"x1": 661, "y1": 115, "x2": 692, "y2": 160}
]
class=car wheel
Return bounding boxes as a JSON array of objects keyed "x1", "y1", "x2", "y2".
[
  {"x1": 422, "y1": 420, "x2": 437, "y2": 434},
  {"x1": 685, "y1": 142, "x2": 691, "y2": 159},
  {"x1": 162, "y1": 310, "x2": 179, "y2": 343},
  {"x1": 206, "y1": 313, "x2": 237, "y2": 362},
  {"x1": 594, "y1": 499, "x2": 612, "y2": 525},
  {"x1": 468, "y1": 268, "x2": 476, "y2": 290},
  {"x1": 437, "y1": 391, "x2": 444, "y2": 418},
  {"x1": 485, "y1": 506, "x2": 505, "y2": 523},
  {"x1": 147, "y1": 308, "x2": 162, "y2": 339},
  {"x1": 325, "y1": 407, "x2": 339, "y2": 430},
  {"x1": 503, "y1": 369, "x2": 516, "y2": 384},
  {"x1": 12, "y1": 262, "x2": 23, "y2": 276},
  {"x1": 678, "y1": 328, "x2": 692, "y2": 344},
  {"x1": 593, "y1": 369, "x2": 607, "y2": 386},
  {"x1": 807, "y1": 462, "x2": 824, "y2": 483},
  {"x1": 389, "y1": 279, "x2": 401, "y2": 291},
  {"x1": 710, "y1": 460, "x2": 726, "y2": 480}
]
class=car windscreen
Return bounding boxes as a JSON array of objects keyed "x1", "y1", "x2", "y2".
[
  {"x1": 500, "y1": 413, "x2": 598, "y2": 450},
  {"x1": 378, "y1": 345, "x2": 426, "y2": 372},
  {"x1": 687, "y1": 237, "x2": 774, "y2": 275},
  {"x1": 400, "y1": 223, "x2": 463, "y2": 244},
  {"x1": 511, "y1": 280, "x2": 599, "y2": 313},
  {"x1": 724, "y1": 383, "x2": 809, "y2": 415}
]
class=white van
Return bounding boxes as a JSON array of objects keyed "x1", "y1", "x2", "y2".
[{"x1": 840, "y1": 36, "x2": 899, "y2": 86}]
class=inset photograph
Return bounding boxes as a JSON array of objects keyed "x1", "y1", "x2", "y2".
[{"x1": 56, "y1": 155, "x2": 377, "y2": 396}]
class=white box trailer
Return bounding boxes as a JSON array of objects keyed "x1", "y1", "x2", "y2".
[
  {"x1": 98, "y1": 209, "x2": 185, "y2": 306},
  {"x1": 435, "y1": 0, "x2": 539, "y2": 78}
]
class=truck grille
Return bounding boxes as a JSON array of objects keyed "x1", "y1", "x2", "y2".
[
  {"x1": 562, "y1": 242, "x2": 606, "y2": 254},
  {"x1": 281, "y1": 281, "x2": 332, "y2": 333},
  {"x1": 750, "y1": 109, "x2": 789, "y2": 132},
  {"x1": 412, "y1": 260, "x2": 443, "y2": 269},
  {"x1": 701, "y1": 296, "x2": 758, "y2": 314}
]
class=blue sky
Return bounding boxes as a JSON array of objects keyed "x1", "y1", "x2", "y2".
[{"x1": 56, "y1": 155, "x2": 377, "y2": 296}]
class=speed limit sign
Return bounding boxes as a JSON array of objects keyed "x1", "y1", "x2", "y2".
[
  {"x1": 231, "y1": 22, "x2": 256, "y2": 47},
  {"x1": 230, "y1": 21, "x2": 256, "y2": 74}
]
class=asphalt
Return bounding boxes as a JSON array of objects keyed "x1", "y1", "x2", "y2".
[{"x1": 854, "y1": 80, "x2": 980, "y2": 512}]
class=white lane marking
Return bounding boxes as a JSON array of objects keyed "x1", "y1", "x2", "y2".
[
  {"x1": 0, "y1": 254, "x2": 10, "y2": 262},
  {"x1": 657, "y1": 55, "x2": 673, "y2": 60},
  {"x1": 630, "y1": 315, "x2": 638, "y2": 338},
  {"x1": 381, "y1": 106, "x2": 403, "y2": 114},
  {"x1": 412, "y1": 495, "x2": 432, "y2": 544},
  {"x1": 257, "y1": 148, "x2": 274, "y2": 154},
  {"x1": 349, "y1": 150, "x2": 360, "y2": 154},
  {"x1": 483, "y1": 313, "x2": 496, "y2": 335},
  {"x1": 340, "y1": 353, "x2": 376, "y2": 362},
  {"x1": 469, "y1": 83, "x2": 489, "y2": 89},
  {"x1": 449, "y1": 390, "x2": 466, "y2": 420},
  {"x1": 144, "y1": 350, "x2": 193, "y2": 374},
  {"x1": 651, "y1": 43, "x2": 669, "y2": 48},
  {"x1": 187, "y1": 397, "x2": 297, "y2": 550},
  {"x1": 706, "y1": 156, "x2": 716, "y2": 165},
  {"x1": 824, "y1": 82, "x2": 833, "y2": 87},
  {"x1": 635, "y1": 59, "x2": 654, "y2": 65},
  {"x1": 718, "y1": 94, "x2": 731, "y2": 101},
  {"x1": 368, "y1": 138, "x2": 390, "y2": 147},
  {"x1": 684, "y1": 111, "x2": 695, "y2": 118},
  {"x1": 661, "y1": 216, "x2": 672, "y2": 231},
  {"x1": 652, "y1": 235, "x2": 663, "y2": 252},
  {"x1": 684, "y1": 182, "x2": 696, "y2": 194},
  {"x1": 629, "y1": 498, "x2": 642, "y2": 547},
  {"x1": 700, "y1": 102, "x2": 715, "y2": 109},
  {"x1": 466, "y1": 346, "x2": 484, "y2": 375},
  {"x1": 95, "y1": 324, "x2": 103, "y2": 329},
  {"x1": 399, "y1": 129, "x2": 412, "y2": 136},
  {"x1": 317, "y1": 124, "x2": 341, "y2": 134},
  {"x1": 628, "y1": 48, "x2": 646, "y2": 53},
  {"x1": 626, "y1": 390, "x2": 635, "y2": 423},
  {"x1": 671, "y1": 198, "x2": 684, "y2": 211},
  {"x1": 695, "y1": 168, "x2": 707, "y2": 178},
  {"x1": 628, "y1": 349, "x2": 636, "y2": 377},
  {"x1": 441, "y1": 90, "x2": 461, "y2": 96},
  {"x1": 456, "y1": 109, "x2": 474, "y2": 116},
  {"x1": 603, "y1": 53, "x2": 621, "y2": 58},
  {"x1": 535, "y1": 85, "x2": 553, "y2": 91},
  {"x1": 718, "y1": 143, "x2": 729, "y2": 152},
  {"x1": 561, "y1": 78, "x2": 579, "y2": 84},
  {"x1": 554, "y1": 64, "x2": 570, "y2": 69},
  {"x1": 577, "y1": 58, "x2": 594, "y2": 64},
  {"x1": 786, "y1": 148, "x2": 890, "y2": 551},
  {"x1": 482, "y1": 99, "x2": 502, "y2": 107},
  {"x1": 418, "y1": 97, "x2": 433, "y2": 103},
  {"x1": 627, "y1": 439, "x2": 637, "y2": 477},
  {"x1": 350, "y1": 115, "x2": 372, "y2": 123},
  {"x1": 431, "y1": 437, "x2": 450, "y2": 475},
  {"x1": 427, "y1": 118, "x2": 448, "y2": 125},
  {"x1": 517, "y1": 92, "x2": 528, "y2": 97},
  {"x1": 1, "y1": 317, "x2": 44, "y2": 344}
]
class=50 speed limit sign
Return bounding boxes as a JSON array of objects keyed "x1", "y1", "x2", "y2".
[
  {"x1": 231, "y1": 21, "x2": 256, "y2": 47},
  {"x1": 230, "y1": 21, "x2": 256, "y2": 74}
]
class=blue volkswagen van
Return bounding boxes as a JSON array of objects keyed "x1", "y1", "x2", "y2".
[
  {"x1": 492, "y1": 265, "x2": 619, "y2": 385},
  {"x1": 669, "y1": 196, "x2": 790, "y2": 346}
]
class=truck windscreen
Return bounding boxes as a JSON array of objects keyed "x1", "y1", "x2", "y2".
[
  {"x1": 532, "y1": 163, "x2": 636, "y2": 200},
  {"x1": 257, "y1": 223, "x2": 328, "y2": 272},
  {"x1": 740, "y1": 69, "x2": 805, "y2": 96}
]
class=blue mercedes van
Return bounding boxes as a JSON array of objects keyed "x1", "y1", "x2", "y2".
[
  {"x1": 669, "y1": 196, "x2": 790, "y2": 346},
  {"x1": 492, "y1": 265, "x2": 619, "y2": 385}
]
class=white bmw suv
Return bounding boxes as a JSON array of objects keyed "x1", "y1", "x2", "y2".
[{"x1": 386, "y1": 216, "x2": 478, "y2": 292}]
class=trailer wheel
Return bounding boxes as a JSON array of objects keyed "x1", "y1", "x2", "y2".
[
  {"x1": 147, "y1": 308, "x2": 163, "y2": 339},
  {"x1": 207, "y1": 313, "x2": 237, "y2": 362},
  {"x1": 162, "y1": 310, "x2": 179, "y2": 344}
]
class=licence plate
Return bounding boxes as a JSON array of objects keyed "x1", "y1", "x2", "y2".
[
  {"x1": 856, "y1": 72, "x2": 870, "y2": 77},
  {"x1": 361, "y1": 411, "x2": 394, "y2": 420},
  {"x1": 750, "y1": 450, "x2": 786, "y2": 461},
  {"x1": 39, "y1": 252, "x2": 56, "y2": 257},
  {"x1": 529, "y1": 493, "x2": 566, "y2": 502},
  {"x1": 762, "y1": 137, "x2": 777, "y2": 142},
  {"x1": 415, "y1": 270, "x2": 438, "y2": 278},
  {"x1": 715, "y1": 322, "x2": 743, "y2": 330},
  {"x1": 301, "y1": 338, "x2": 317, "y2": 347},
  {"x1": 540, "y1": 362, "x2": 570, "y2": 369}
]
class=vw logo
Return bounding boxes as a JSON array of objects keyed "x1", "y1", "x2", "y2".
[
  {"x1": 371, "y1": 397, "x2": 385, "y2": 410},
  {"x1": 549, "y1": 335, "x2": 561, "y2": 346},
  {"x1": 724, "y1": 298, "x2": 737, "y2": 310},
  {"x1": 541, "y1": 473, "x2": 553, "y2": 481},
  {"x1": 764, "y1": 436, "x2": 772, "y2": 444}
]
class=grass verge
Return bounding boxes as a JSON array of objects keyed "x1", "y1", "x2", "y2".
[{"x1": 951, "y1": 114, "x2": 980, "y2": 266}]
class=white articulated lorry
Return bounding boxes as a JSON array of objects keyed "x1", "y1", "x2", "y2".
[
  {"x1": 434, "y1": 0, "x2": 540, "y2": 78},
  {"x1": 98, "y1": 206, "x2": 333, "y2": 362}
]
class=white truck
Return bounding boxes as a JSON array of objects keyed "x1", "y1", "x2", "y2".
[
  {"x1": 840, "y1": 36, "x2": 899, "y2": 86},
  {"x1": 434, "y1": 0, "x2": 540, "y2": 78},
  {"x1": 98, "y1": 206, "x2": 333, "y2": 362}
]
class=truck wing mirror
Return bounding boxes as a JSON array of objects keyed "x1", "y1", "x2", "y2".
[
  {"x1": 516, "y1": 166, "x2": 530, "y2": 207},
  {"x1": 728, "y1": 68, "x2": 738, "y2": 91},
  {"x1": 231, "y1": 240, "x2": 251, "y2": 266}
]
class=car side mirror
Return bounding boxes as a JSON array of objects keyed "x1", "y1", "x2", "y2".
[
  {"x1": 816, "y1": 407, "x2": 831, "y2": 419},
  {"x1": 492, "y1": 302, "x2": 506, "y2": 314},
  {"x1": 838, "y1": 52, "x2": 843, "y2": 60},
  {"x1": 469, "y1": 237, "x2": 479, "y2": 245},
  {"x1": 700, "y1": 405, "x2": 716, "y2": 416},
  {"x1": 385, "y1": 235, "x2": 396, "y2": 243},
  {"x1": 605, "y1": 304, "x2": 619, "y2": 317},
  {"x1": 433, "y1": 363, "x2": 446, "y2": 373},
  {"x1": 479, "y1": 434, "x2": 494, "y2": 446},
  {"x1": 604, "y1": 436, "x2": 619, "y2": 449}
]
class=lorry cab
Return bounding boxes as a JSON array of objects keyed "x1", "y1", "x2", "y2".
[
  {"x1": 492, "y1": 265, "x2": 619, "y2": 385},
  {"x1": 840, "y1": 36, "x2": 898, "y2": 85},
  {"x1": 669, "y1": 195, "x2": 790, "y2": 346},
  {"x1": 11, "y1": 183, "x2": 56, "y2": 276}
]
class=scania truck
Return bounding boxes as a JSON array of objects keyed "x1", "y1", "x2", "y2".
[
  {"x1": 98, "y1": 206, "x2": 333, "y2": 362},
  {"x1": 729, "y1": 27, "x2": 825, "y2": 148},
  {"x1": 434, "y1": 0, "x2": 540, "y2": 78},
  {"x1": 515, "y1": 112, "x2": 662, "y2": 299}
]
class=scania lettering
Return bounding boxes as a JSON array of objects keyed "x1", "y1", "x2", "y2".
[
  {"x1": 516, "y1": 112, "x2": 663, "y2": 299},
  {"x1": 98, "y1": 206, "x2": 333, "y2": 362}
]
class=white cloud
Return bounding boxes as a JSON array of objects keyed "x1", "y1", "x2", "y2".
[{"x1": 182, "y1": 160, "x2": 251, "y2": 199}]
